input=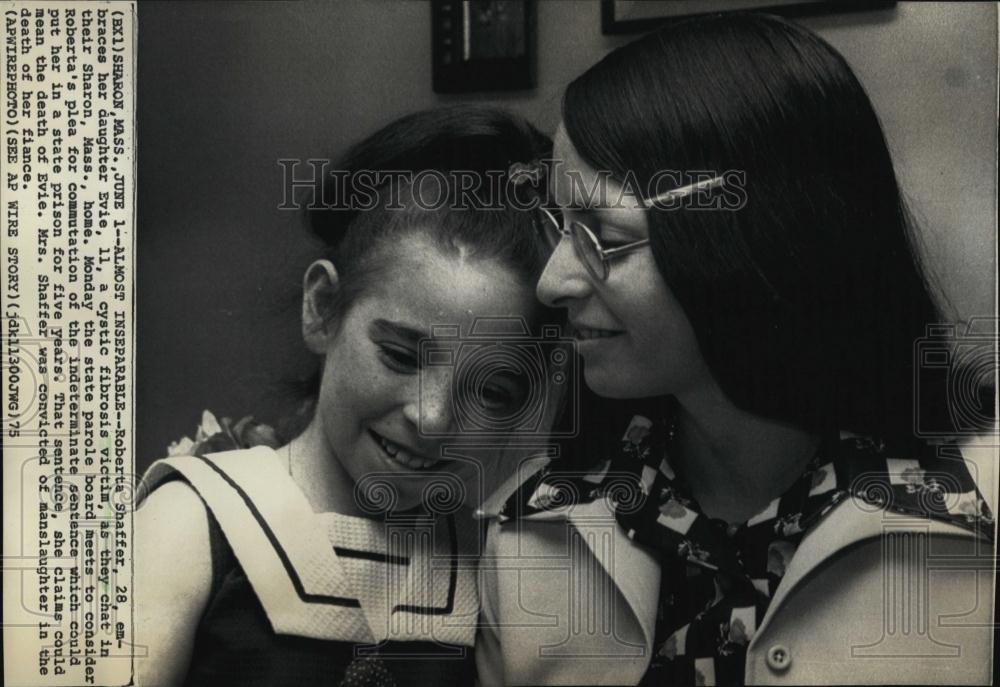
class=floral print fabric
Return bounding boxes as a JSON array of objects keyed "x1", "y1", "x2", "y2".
[
  {"x1": 166, "y1": 409, "x2": 281, "y2": 457},
  {"x1": 500, "y1": 412, "x2": 994, "y2": 686}
]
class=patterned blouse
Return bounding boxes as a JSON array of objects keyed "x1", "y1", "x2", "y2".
[{"x1": 499, "y1": 410, "x2": 994, "y2": 686}]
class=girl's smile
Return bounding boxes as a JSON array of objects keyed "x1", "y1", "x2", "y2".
[
  {"x1": 301, "y1": 232, "x2": 542, "y2": 513},
  {"x1": 367, "y1": 428, "x2": 443, "y2": 470}
]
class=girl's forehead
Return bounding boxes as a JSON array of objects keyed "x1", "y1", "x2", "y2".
[{"x1": 365, "y1": 236, "x2": 538, "y2": 335}]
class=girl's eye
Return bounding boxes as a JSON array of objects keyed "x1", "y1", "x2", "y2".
[
  {"x1": 475, "y1": 376, "x2": 528, "y2": 412},
  {"x1": 378, "y1": 344, "x2": 418, "y2": 373},
  {"x1": 477, "y1": 385, "x2": 514, "y2": 411}
]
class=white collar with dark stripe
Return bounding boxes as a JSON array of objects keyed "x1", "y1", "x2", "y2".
[{"x1": 141, "y1": 447, "x2": 480, "y2": 647}]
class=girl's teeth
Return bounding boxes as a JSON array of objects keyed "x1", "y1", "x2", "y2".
[{"x1": 378, "y1": 434, "x2": 438, "y2": 470}]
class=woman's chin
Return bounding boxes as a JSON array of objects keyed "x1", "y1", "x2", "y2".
[
  {"x1": 582, "y1": 364, "x2": 635, "y2": 399},
  {"x1": 583, "y1": 363, "x2": 681, "y2": 400}
]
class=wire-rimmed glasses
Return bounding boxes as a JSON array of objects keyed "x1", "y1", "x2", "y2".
[{"x1": 536, "y1": 175, "x2": 725, "y2": 281}]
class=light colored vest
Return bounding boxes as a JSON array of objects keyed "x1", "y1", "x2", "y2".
[{"x1": 476, "y1": 459, "x2": 995, "y2": 685}]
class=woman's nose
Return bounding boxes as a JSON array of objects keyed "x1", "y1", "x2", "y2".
[
  {"x1": 536, "y1": 237, "x2": 593, "y2": 308},
  {"x1": 403, "y1": 372, "x2": 455, "y2": 436}
]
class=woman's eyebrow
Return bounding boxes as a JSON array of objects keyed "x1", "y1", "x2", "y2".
[
  {"x1": 554, "y1": 196, "x2": 649, "y2": 238},
  {"x1": 594, "y1": 205, "x2": 647, "y2": 232},
  {"x1": 553, "y1": 171, "x2": 644, "y2": 213},
  {"x1": 551, "y1": 165, "x2": 595, "y2": 210},
  {"x1": 371, "y1": 319, "x2": 427, "y2": 343}
]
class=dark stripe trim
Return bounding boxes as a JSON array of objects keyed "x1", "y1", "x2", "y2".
[
  {"x1": 335, "y1": 547, "x2": 410, "y2": 566},
  {"x1": 392, "y1": 513, "x2": 459, "y2": 616},
  {"x1": 194, "y1": 455, "x2": 361, "y2": 608}
]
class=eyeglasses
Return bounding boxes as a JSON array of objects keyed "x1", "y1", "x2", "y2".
[{"x1": 536, "y1": 175, "x2": 725, "y2": 281}]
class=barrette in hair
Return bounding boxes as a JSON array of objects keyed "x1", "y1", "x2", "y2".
[
  {"x1": 508, "y1": 160, "x2": 543, "y2": 187},
  {"x1": 643, "y1": 175, "x2": 725, "y2": 208}
]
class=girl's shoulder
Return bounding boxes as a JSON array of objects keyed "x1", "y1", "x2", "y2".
[
  {"x1": 136, "y1": 478, "x2": 213, "y2": 558},
  {"x1": 134, "y1": 473, "x2": 216, "y2": 686},
  {"x1": 136, "y1": 409, "x2": 274, "y2": 602},
  {"x1": 139, "y1": 409, "x2": 285, "y2": 518}
]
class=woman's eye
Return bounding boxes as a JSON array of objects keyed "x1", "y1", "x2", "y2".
[
  {"x1": 600, "y1": 238, "x2": 632, "y2": 250},
  {"x1": 378, "y1": 344, "x2": 418, "y2": 372},
  {"x1": 598, "y1": 228, "x2": 644, "y2": 249},
  {"x1": 592, "y1": 223, "x2": 634, "y2": 249}
]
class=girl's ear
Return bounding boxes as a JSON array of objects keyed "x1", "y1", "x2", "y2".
[{"x1": 302, "y1": 259, "x2": 341, "y2": 354}]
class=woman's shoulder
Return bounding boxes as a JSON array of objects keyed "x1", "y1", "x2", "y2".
[
  {"x1": 747, "y1": 502, "x2": 994, "y2": 684},
  {"x1": 751, "y1": 432, "x2": 996, "y2": 683},
  {"x1": 767, "y1": 436, "x2": 994, "y2": 612},
  {"x1": 822, "y1": 434, "x2": 994, "y2": 538},
  {"x1": 782, "y1": 488, "x2": 990, "y2": 587}
]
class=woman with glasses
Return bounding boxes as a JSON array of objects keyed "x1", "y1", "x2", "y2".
[{"x1": 476, "y1": 13, "x2": 994, "y2": 686}]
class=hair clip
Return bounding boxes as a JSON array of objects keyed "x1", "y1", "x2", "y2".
[
  {"x1": 644, "y1": 175, "x2": 725, "y2": 208},
  {"x1": 508, "y1": 160, "x2": 543, "y2": 187}
]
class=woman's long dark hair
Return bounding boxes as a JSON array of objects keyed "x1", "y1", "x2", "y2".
[{"x1": 562, "y1": 13, "x2": 983, "y2": 447}]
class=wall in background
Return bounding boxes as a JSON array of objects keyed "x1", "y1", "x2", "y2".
[{"x1": 137, "y1": 1, "x2": 997, "y2": 468}]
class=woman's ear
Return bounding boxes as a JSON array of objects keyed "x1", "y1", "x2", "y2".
[{"x1": 302, "y1": 259, "x2": 341, "y2": 354}]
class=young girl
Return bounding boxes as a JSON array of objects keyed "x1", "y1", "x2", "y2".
[{"x1": 134, "y1": 106, "x2": 554, "y2": 686}]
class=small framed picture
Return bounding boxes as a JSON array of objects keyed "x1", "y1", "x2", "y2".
[
  {"x1": 433, "y1": 0, "x2": 536, "y2": 93},
  {"x1": 601, "y1": 0, "x2": 896, "y2": 34}
]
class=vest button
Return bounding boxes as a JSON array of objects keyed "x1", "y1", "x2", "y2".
[{"x1": 766, "y1": 644, "x2": 792, "y2": 672}]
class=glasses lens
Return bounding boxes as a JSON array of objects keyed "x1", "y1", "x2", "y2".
[
  {"x1": 537, "y1": 208, "x2": 563, "y2": 251},
  {"x1": 569, "y1": 221, "x2": 607, "y2": 281}
]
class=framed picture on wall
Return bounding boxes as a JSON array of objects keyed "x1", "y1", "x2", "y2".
[
  {"x1": 432, "y1": 0, "x2": 537, "y2": 93},
  {"x1": 601, "y1": 0, "x2": 896, "y2": 34}
]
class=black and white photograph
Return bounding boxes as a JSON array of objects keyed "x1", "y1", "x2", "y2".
[{"x1": 2, "y1": 1, "x2": 997, "y2": 686}]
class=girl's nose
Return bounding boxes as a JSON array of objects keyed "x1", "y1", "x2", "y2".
[
  {"x1": 403, "y1": 372, "x2": 455, "y2": 436},
  {"x1": 536, "y1": 236, "x2": 594, "y2": 308}
]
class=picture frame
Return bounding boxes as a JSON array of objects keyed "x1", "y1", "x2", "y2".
[
  {"x1": 432, "y1": 0, "x2": 537, "y2": 93},
  {"x1": 601, "y1": 0, "x2": 896, "y2": 35}
]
